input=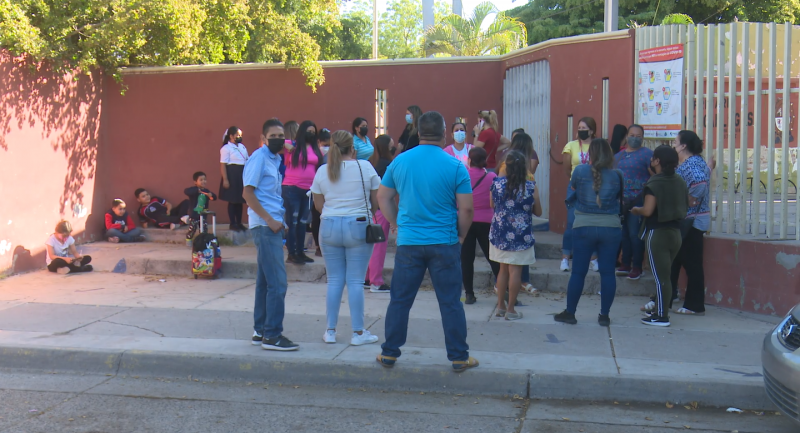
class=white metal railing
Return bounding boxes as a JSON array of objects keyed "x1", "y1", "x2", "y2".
[{"x1": 637, "y1": 22, "x2": 800, "y2": 240}]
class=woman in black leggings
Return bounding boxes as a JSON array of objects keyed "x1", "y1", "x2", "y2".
[{"x1": 460, "y1": 147, "x2": 500, "y2": 304}]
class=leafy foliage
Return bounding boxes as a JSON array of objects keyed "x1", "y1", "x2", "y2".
[
  {"x1": 378, "y1": 0, "x2": 452, "y2": 59},
  {"x1": 0, "y1": 0, "x2": 368, "y2": 91},
  {"x1": 424, "y1": 1, "x2": 526, "y2": 56},
  {"x1": 661, "y1": 13, "x2": 694, "y2": 25},
  {"x1": 508, "y1": 0, "x2": 800, "y2": 46}
]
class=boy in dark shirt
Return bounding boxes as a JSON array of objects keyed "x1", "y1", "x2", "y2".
[
  {"x1": 185, "y1": 171, "x2": 217, "y2": 240},
  {"x1": 105, "y1": 199, "x2": 145, "y2": 243},
  {"x1": 134, "y1": 188, "x2": 190, "y2": 229}
]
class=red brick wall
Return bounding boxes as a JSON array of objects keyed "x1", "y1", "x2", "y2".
[{"x1": 0, "y1": 51, "x2": 104, "y2": 273}]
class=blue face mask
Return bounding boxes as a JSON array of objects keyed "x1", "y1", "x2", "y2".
[
  {"x1": 405, "y1": 114, "x2": 413, "y2": 124},
  {"x1": 453, "y1": 130, "x2": 466, "y2": 143}
]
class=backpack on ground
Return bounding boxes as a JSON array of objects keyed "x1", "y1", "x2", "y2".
[{"x1": 191, "y1": 213, "x2": 221, "y2": 279}]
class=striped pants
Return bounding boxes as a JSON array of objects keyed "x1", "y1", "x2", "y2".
[{"x1": 643, "y1": 227, "x2": 682, "y2": 318}]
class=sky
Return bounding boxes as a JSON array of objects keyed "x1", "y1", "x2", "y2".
[{"x1": 343, "y1": 0, "x2": 523, "y2": 18}]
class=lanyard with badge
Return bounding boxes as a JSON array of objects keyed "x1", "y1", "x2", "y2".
[{"x1": 579, "y1": 144, "x2": 589, "y2": 165}]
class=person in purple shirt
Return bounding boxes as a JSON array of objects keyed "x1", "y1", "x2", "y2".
[{"x1": 613, "y1": 124, "x2": 652, "y2": 281}]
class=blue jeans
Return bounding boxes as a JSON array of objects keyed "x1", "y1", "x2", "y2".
[
  {"x1": 252, "y1": 226, "x2": 288, "y2": 338},
  {"x1": 382, "y1": 244, "x2": 469, "y2": 361},
  {"x1": 566, "y1": 226, "x2": 622, "y2": 316},
  {"x1": 562, "y1": 204, "x2": 575, "y2": 256},
  {"x1": 281, "y1": 185, "x2": 310, "y2": 256},
  {"x1": 320, "y1": 216, "x2": 374, "y2": 332},
  {"x1": 620, "y1": 211, "x2": 644, "y2": 269},
  {"x1": 105, "y1": 227, "x2": 143, "y2": 242}
]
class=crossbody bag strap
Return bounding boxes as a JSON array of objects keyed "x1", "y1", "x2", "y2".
[
  {"x1": 617, "y1": 170, "x2": 625, "y2": 214},
  {"x1": 355, "y1": 161, "x2": 373, "y2": 224},
  {"x1": 472, "y1": 171, "x2": 489, "y2": 190}
]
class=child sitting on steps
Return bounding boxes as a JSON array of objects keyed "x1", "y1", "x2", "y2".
[
  {"x1": 185, "y1": 171, "x2": 217, "y2": 241},
  {"x1": 105, "y1": 199, "x2": 145, "y2": 243},
  {"x1": 46, "y1": 221, "x2": 93, "y2": 273}
]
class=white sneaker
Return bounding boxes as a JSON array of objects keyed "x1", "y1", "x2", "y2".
[
  {"x1": 590, "y1": 259, "x2": 599, "y2": 272},
  {"x1": 351, "y1": 330, "x2": 379, "y2": 346},
  {"x1": 323, "y1": 329, "x2": 336, "y2": 344},
  {"x1": 560, "y1": 259, "x2": 570, "y2": 272}
]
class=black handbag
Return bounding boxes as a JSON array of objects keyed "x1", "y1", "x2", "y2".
[{"x1": 356, "y1": 161, "x2": 386, "y2": 244}]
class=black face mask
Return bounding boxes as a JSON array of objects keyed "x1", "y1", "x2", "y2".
[
  {"x1": 267, "y1": 138, "x2": 284, "y2": 154},
  {"x1": 359, "y1": 126, "x2": 368, "y2": 137},
  {"x1": 305, "y1": 131, "x2": 317, "y2": 142},
  {"x1": 235, "y1": 137, "x2": 243, "y2": 144},
  {"x1": 578, "y1": 130, "x2": 590, "y2": 140}
]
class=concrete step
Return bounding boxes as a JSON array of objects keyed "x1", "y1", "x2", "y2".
[
  {"x1": 142, "y1": 228, "x2": 566, "y2": 260},
  {"x1": 122, "y1": 245, "x2": 654, "y2": 296}
]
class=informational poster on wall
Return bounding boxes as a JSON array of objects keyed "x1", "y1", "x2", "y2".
[{"x1": 637, "y1": 44, "x2": 684, "y2": 138}]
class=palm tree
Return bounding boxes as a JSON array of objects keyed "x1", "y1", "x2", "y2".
[{"x1": 424, "y1": 1, "x2": 527, "y2": 57}]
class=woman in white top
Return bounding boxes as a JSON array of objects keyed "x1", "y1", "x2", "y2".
[
  {"x1": 311, "y1": 130, "x2": 381, "y2": 346},
  {"x1": 219, "y1": 126, "x2": 249, "y2": 232}
]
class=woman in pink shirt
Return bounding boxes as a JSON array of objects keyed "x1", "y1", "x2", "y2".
[
  {"x1": 283, "y1": 120, "x2": 324, "y2": 265},
  {"x1": 444, "y1": 122, "x2": 472, "y2": 166},
  {"x1": 460, "y1": 147, "x2": 500, "y2": 304}
]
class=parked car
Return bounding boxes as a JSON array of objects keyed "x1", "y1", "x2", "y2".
[{"x1": 762, "y1": 303, "x2": 800, "y2": 424}]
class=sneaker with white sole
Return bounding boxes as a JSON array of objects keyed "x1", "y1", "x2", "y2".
[
  {"x1": 261, "y1": 335, "x2": 299, "y2": 351},
  {"x1": 560, "y1": 258, "x2": 570, "y2": 272},
  {"x1": 251, "y1": 331, "x2": 263, "y2": 346},
  {"x1": 641, "y1": 315, "x2": 670, "y2": 327},
  {"x1": 590, "y1": 259, "x2": 599, "y2": 272},
  {"x1": 351, "y1": 330, "x2": 379, "y2": 346},
  {"x1": 369, "y1": 284, "x2": 390, "y2": 293},
  {"x1": 323, "y1": 329, "x2": 336, "y2": 344}
]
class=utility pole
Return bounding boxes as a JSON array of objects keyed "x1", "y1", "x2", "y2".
[
  {"x1": 452, "y1": 0, "x2": 462, "y2": 17},
  {"x1": 372, "y1": 0, "x2": 378, "y2": 59},
  {"x1": 422, "y1": 0, "x2": 434, "y2": 31},
  {"x1": 604, "y1": 0, "x2": 619, "y2": 32}
]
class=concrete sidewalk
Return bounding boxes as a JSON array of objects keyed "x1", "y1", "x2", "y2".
[{"x1": 0, "y1": 242, "x2": 781, "y2": 410}]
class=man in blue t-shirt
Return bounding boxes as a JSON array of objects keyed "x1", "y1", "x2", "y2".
[{"x1": 376, "y1": 111, "x2": 478, "y2": 372}]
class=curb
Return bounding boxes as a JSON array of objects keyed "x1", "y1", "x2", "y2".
[{"x1": 0, "y1": 345, "x2": 771, "y2": 409}]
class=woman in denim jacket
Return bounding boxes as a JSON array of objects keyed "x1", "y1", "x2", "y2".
[{"x1": 555, "y1": 138, "x2": 623, "y2": 327}]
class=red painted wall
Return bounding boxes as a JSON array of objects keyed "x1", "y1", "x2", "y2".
[
  {"x1": 0, "y1": 51, "x2": 103, "y2": 274},
  {"x1": 700, "y1": 237, "x2": 800, "y2": 316},
  {"x1": 98, "y1": 61, "x2": 502, "y2": 223},
  {"x1": 501, "y1": 32, "x2": 636, "y2": 233}
]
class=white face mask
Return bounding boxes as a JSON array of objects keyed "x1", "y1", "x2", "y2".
[
  {"x1": 320, "y1": 147, "x2": 329, "y2": 156},
  {"x1": 453, "y1": 131, "x2": 466, "y2": 143}
]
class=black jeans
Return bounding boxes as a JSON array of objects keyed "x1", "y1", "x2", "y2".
[
  {"x1": 460, "y1": 222, "x2": 500, "y2": 296},
  {"x1": 670, "y1": 227, "x2": 706, "y2": 312},
  {"x1": 48, "y1": 256, "x2": 92, "y2": 273}
]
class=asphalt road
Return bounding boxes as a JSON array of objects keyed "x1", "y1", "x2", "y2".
[{"x1": 0, "y1": 369, "x2": 794, "y2": 433}]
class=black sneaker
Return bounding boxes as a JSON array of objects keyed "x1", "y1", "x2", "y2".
[
  {"x1": 251, "y1": 331, "x2": 263, "y2": 346},
  {"x1": 465, "y1": 293, "x2": 477, "y2": 305},
  {"x1": 261, "y1": 335, "x2": 300, "y2": 351},
  {"x1": 134, "y1": 235, "x2": 146, "y2": 242},
  {"x1": 641, "y1": 315, "x2": 670, "y2": 327},
  {"x1": 364, "y1": 280, "x2": 371, "y2": 289},
  {"x1": 237, "y1": 223, "x2": 248, "y2": 232},
  {"x1": 286, "y1": 255, "x2": 305, "y2": 265},
  {"x1": 598, "y1": 314, "x2": 611, "y2": 327},
  {"x1": 300, "y1": 254, "x2": 315, "y2": 263},
  {"x1": 554, "y1": 310, "x2": 577, "y2": 324},
  {"x1": 81, "y1": 264, "x2": 93, "y2": 272}
]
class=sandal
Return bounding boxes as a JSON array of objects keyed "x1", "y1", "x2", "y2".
[
  {"x1": 452, "y1": 356, "x2": 480, "y2": 372},
  {"x1": 505, "y1": 311, "x2": 523, "y2": 321},
  {"x1": 640, "y1": 300, "x2": 655, "y2": 312},
  {"x1": 495, "y1": 308, "x2": 507, "y2": 317},
  {"x1": 521, "y1": 283, "x2": 538, "y2": 294},
  {"x1": 674, "y1": 307, "x2": 705, "y2": 316},
  {"x1": 376, "y1": 354, "x2": 397, "y2": 368}
]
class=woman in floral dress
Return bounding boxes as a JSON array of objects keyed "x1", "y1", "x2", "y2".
[{"x1": 489, "y1": 151, "x2": 542, "y2": 320}]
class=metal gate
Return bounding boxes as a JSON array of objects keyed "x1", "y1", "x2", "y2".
[
  {"x1": 636, "y1": 23, "x2": 800, "y2": 240},
  {"x1": 503, "y1": 60, "x2": 552, "y2": 219}
]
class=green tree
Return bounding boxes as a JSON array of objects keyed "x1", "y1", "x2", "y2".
[
  {"x1": 378, "y1": 0, "x2": 451, "y2": 59},
  {"x1": 661, "y1": 13, "x2": 694, "y2": 25},
  {"x1": 424, "y1": 1, "x2": 526, "y2": 56},
  {"x1": 508, "y1": 0, "x2": 800, "y2": 46},
  {"x1": 0, "y1": 0, "x2": 344, "y2": 91}
]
